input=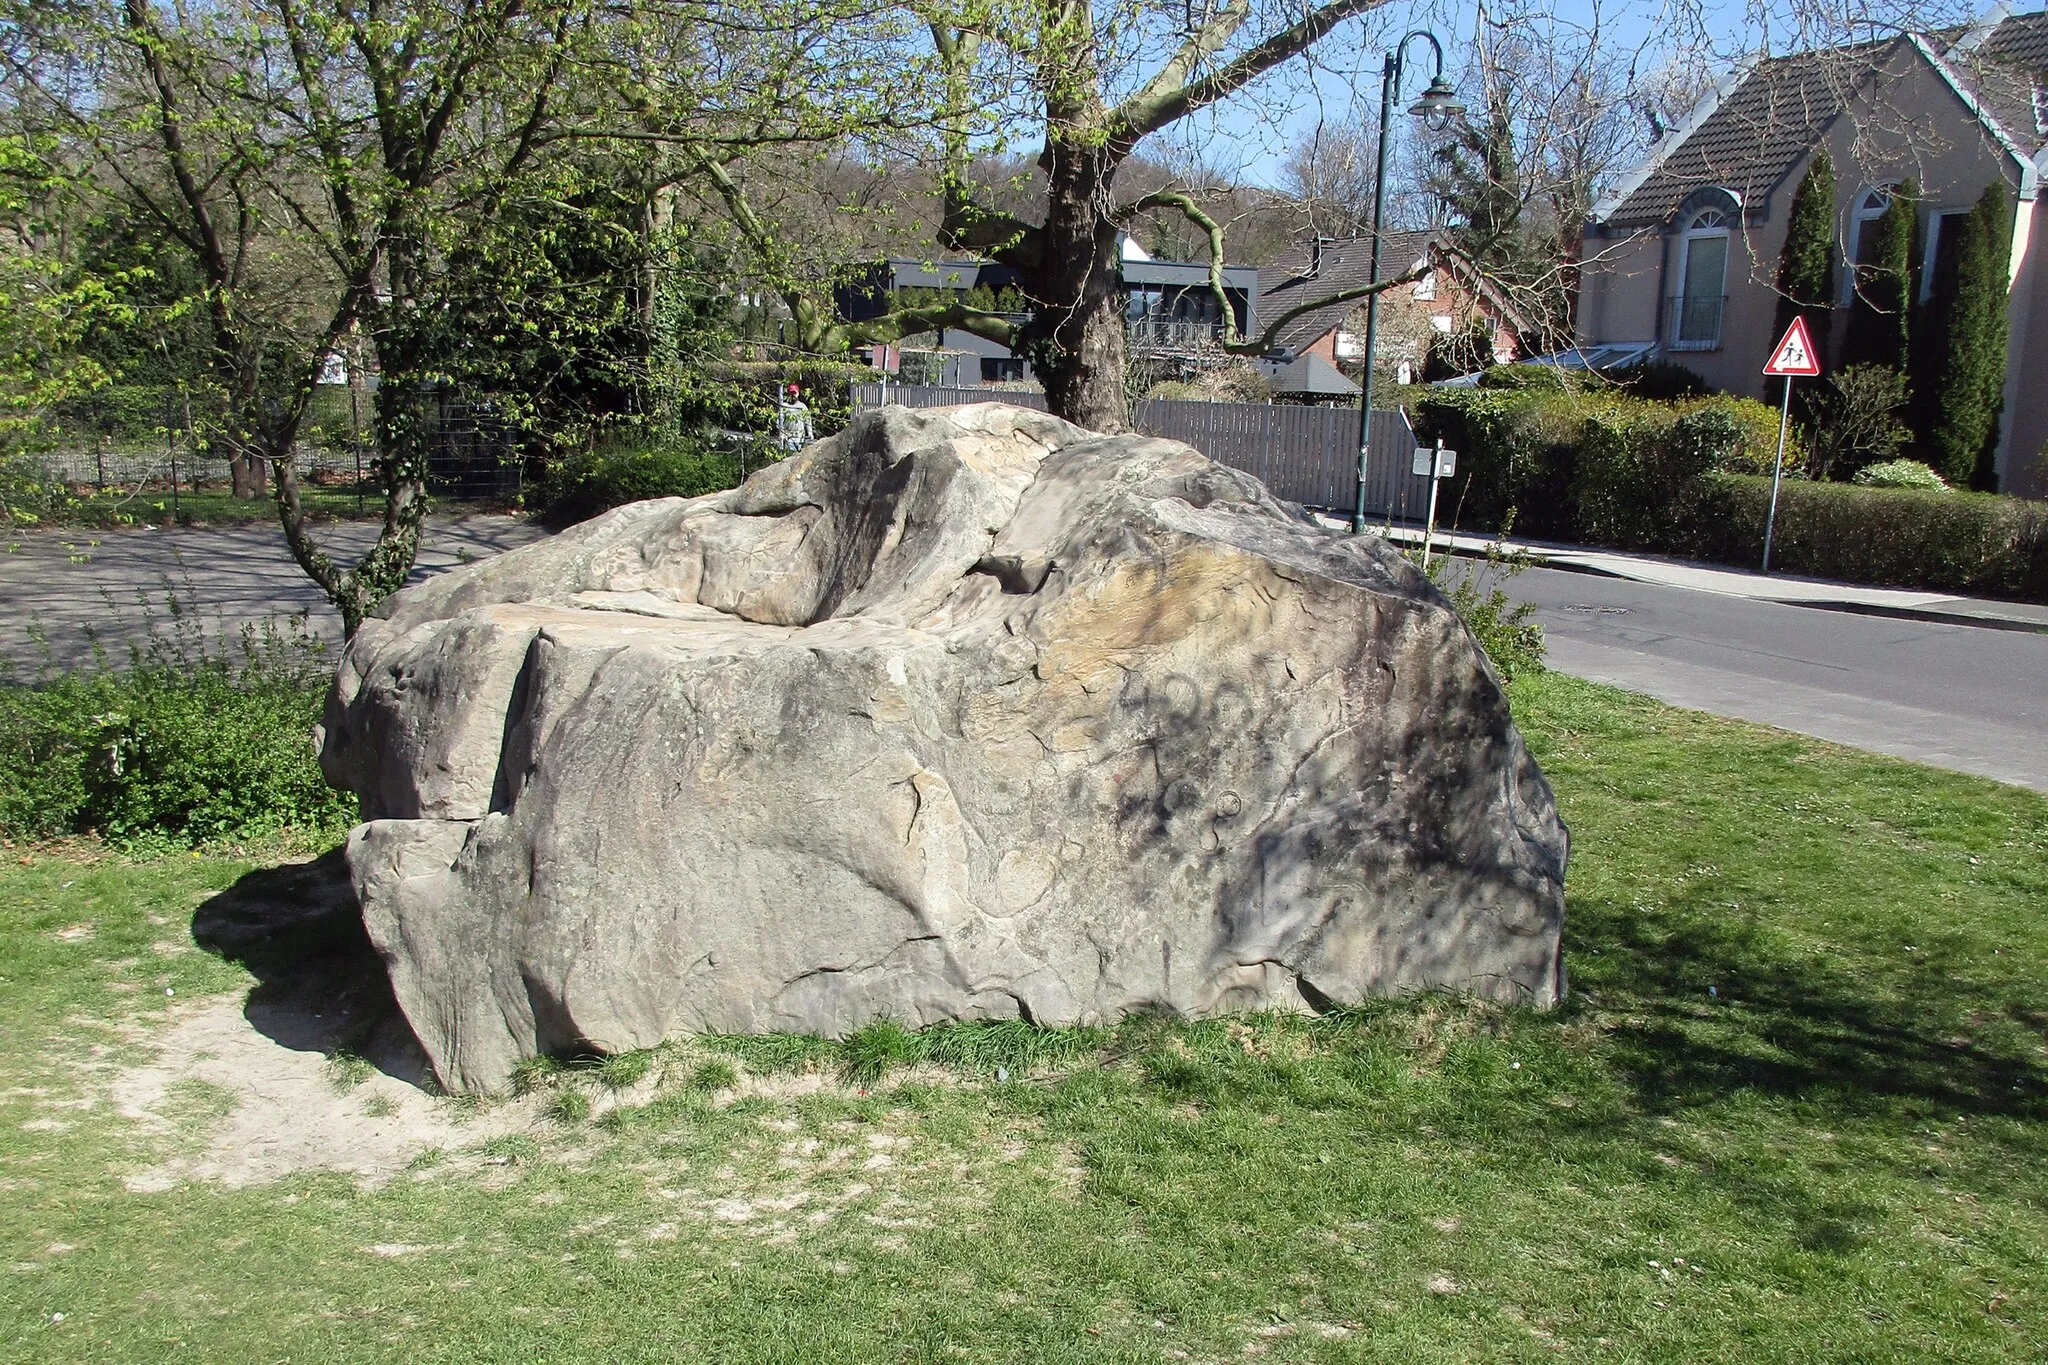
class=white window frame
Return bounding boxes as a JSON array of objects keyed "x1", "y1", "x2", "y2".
[
  {"x1": 1672, "y1": 206, "x2": 1732, "y2": 351},
  {"x1": 1842, "y1": 185, "x2": 1894, "y2": 305}
]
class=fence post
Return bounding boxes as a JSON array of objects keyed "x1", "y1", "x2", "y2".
[{"x1": 352, "y1": 383, "x2": 364, "y2": 516}]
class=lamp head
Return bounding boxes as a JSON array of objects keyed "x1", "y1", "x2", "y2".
[{"x1": 1409, "y1": 75, "x2": 1465, "y2": 128}]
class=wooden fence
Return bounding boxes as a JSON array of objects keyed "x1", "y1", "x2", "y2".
[{"x1": 850, "y1": 384, "x2": 1435, "y2": 519}]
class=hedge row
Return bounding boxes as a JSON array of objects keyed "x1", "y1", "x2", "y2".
[
  {"x1": 1414, "y1": 385, "x2": 1795, "y2": 543},
  {"x1": 533, "y1": 435, "x2": 748, "y2": 529},
  {"x1": 1694, "y1": 474, "x2": 2048, "y2": 600},
  {"x1": 1416, "y1": 384, "x2": 2047, "y2": 600}
]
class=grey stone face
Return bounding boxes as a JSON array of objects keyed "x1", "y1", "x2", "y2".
[{"x1": 319, "y1": 403, "x2": 1568, "y2": 1094}]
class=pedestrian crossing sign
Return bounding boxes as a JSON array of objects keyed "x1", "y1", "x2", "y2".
[{"x1": 1763, "y1": 316, "x2": 1822, "y2": 377}]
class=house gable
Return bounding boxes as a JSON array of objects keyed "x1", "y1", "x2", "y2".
[
  {"x1": 1590, "y1": 10, "x2": 2046, "y2": 243},
  {"x1": 1590, "y1": 43, "x2": 1891, "y2": 234}
]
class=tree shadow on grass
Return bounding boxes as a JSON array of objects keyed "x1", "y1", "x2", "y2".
[
  {"x1": 190, "y1": 846, "x2": 436, "y2": 1089},
  {"x1": 1567, "y1": 894, "x2": 2048, "y2": 1126}
]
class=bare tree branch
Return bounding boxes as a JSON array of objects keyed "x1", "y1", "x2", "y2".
[{"x1": 1110, "y1": 0, "x2": 1388, "y2": 146}]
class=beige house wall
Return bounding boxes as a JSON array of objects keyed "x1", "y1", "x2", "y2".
[
  {"x1": 2005, "y1": 194, "x2": 2047, "y2": 500},
  {"x1": 1574, "y1": 234, "x2": 1663, "y2": 344},
  {"x1": 1578, "y1": 41, "x2": 2044, "y2": 495}
]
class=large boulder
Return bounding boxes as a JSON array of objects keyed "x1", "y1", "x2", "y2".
[{"x1": 320, "y1": 404, "x2": 1567, "y2": 1093}]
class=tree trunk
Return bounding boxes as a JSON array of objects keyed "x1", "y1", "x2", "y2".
[
  {"x1": 228, "y1": 449, "x2": 264, "y2": 499},
  {"x1": 1024, "y1": 145, "x2": 1129, "y2": 433}
]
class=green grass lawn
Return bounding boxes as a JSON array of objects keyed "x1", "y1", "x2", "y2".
[{"x1": 2, "y1": 673, "x2": 2044, "y2": 1362}]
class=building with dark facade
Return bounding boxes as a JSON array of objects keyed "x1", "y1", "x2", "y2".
[{"x1": 836, "y1": 240, "x2": 1258, "y2": 386}]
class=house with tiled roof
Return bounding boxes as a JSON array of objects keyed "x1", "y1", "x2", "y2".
[
  {"x1": 1257, "y1": 233, "x2": 1531, "y2": 381},
  {"x1": 1575, "y1": 4, "x2": 2048, "y2": 496}
]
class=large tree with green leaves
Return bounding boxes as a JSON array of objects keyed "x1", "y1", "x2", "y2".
[
  {"x1": 697, "y1": 0, "x2": 1433, "y2": 431},
  {"x1": 6, "y1": 0, "x2": 884, "y2": 631},
  {"x1": 0, "y1": 136, "x2": 141, "y2": 523}
]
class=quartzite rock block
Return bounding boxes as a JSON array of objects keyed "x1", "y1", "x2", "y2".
[{"x1": 319, "y1": 403, "x2": 1568, "y2": 1093}]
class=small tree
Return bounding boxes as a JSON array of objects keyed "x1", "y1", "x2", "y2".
[
  {"x1": 0, "y1": 137, "x2": 139, "y2": 524},
  {"x1": 1437, "y1": 87, "x2": 1522, "y2": 267},
  {"x1": 1806, "y1": 365, "x2": 1909, "y2": 482},
  {"x1": 1919, "y1": 182, "x2": 2013, "y2": 489},
  {"x1": 1773, "y1": 147, "x2": 1835, "y2": 363},
  {"x1": 1841, "y1": 179, "x2": 1913, "y2": 372}
]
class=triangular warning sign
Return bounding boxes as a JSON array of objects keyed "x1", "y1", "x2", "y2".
[{"x1": 1763, "y1": 316, "x2": 1822, "y2": 377}]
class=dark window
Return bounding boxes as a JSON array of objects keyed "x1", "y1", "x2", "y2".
[
  {"x1": 1921, "y1": 209, "x2": 1970, "y2": 303},
  {"x1": 981, "y1": 357, "x2": 1025, "y2": 383}
]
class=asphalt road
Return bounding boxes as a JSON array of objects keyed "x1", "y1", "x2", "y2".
[
  {"x1": 1492, "y1": 562, "x2": 2048, "y2": 791},
  {"x1": 3, "y1": 517, "x2": 2042, "y2": 791},
  {"x1": 0, "y1": 516, "x2": 546, "y2": 672}
]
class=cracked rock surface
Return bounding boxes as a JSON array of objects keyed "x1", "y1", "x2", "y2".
[{"x1": 319, "y1": 403, "x2": 1568, "y2": 1093}]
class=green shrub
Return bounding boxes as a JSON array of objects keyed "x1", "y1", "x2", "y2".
[
  {"x1": 1852, "y1": 458, "x2": 1947, "y2": 491},
  {"x1": 1808, "y1": 366, "x2": 1912, "y2": 482},
  {"x1": 1674, "y1": 395, "x2": 1799, "y2": 477},
  {"x1": 1602, "y1": 360, "x2": 1707, "y2": 400},
  {"x1": 1428, "y1": 544, "x2": 1546, "y2": 684},
  {"x1": 0, "y1": 620, "x2": 350, "y2": 844},
  {"x1": 535, "y1": 432, "x2": 749, "y2": 529},
  {"x1": 1419, "y1": 379, "x2": 2044, "y2": 598},
  {"x1": 1843, "y1": 180, "x2": 1914, "y2": 372},
  {"x1": 1913, "y1": 182, "x2": 2013, "y2": 489},
  {"x1": 1690, "y1": 474, "x2": 2047, "y2": 597},
  {"x1": 1566, "y1": 408, "x2": 1659, "y2": 546},
  {"x1": 1, "y1": 453, "x2": 76, "y2": 527},
  {"x1": 1773, "y1": 147, "x2": 1837, "y2": 363},
  {"x1": 54, "y1": 384, "x2": 179, "y2": 441},
  {"x1": 1416, "y1": 386, "x2": 1794, "y2": 543},
  {"x1": 1413, "y1": 387, "x2": 1584, "y2": 538},
  {"x1": 1474, "y1": 363, "x2": 1573, "y2": 393}
]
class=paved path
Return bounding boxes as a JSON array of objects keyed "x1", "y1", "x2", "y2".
[
  {"x1": 1322, "y1": 515, "x2": 2048, "y2": 632},
  {"x1": 0, "y1": 516, "x2": 546, "y2": 671},
  {"x1": 1493, "y1": 562, "x2": 2048, "y2": 791},
  {"x1": 6, "y1": 515, "x2": 2042, "y2": 792}
]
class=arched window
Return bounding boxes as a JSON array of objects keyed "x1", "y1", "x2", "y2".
[
  {"x1": 1843, "y1": 185, "x2": 1895, "y2": 303},
  {"x1": 1672, "y1": 205, "x2": 1730, "y2": 350}
]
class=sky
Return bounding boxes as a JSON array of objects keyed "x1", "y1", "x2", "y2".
[
  {"x1": 1173, "y1": 0, "x2": 1697, "y2": 187},
  {"x1": 1186, "y1": 0, "x2": 1983, "y2": 189}
]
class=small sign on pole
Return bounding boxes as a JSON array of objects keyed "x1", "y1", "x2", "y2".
[
  {"x1": 1760, "y1": 316, "x2": 1821, "y2": 572},
  {"x1": 1412, "y1": 440, "x2": 1457, "y2": 570},
  {"x1": 1411, "y1": 446, "x2": 1457, "y2": 478}
]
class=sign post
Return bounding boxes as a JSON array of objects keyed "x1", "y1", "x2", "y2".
[
  {"x1": 1411, "y1": 438, "x2": 1458, "y2": 571},
  {"x1": 1760, "y1": 315, "x2": 1822, "y2": 572}
]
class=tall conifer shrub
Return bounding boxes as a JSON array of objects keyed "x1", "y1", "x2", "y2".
[
  {"x1": 1842, "y1": 179, "x2": 1914, "y2": 372},
  {"x1": 1921, "y1": 182, "x2": 2013, "y2": 489},
  {"x1": 1774, "y1": 148, "x2": 1837, "y2": 362}
]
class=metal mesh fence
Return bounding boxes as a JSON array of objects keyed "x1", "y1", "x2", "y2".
[
  {"x1": 28, "y1": 388, "x2": 519, "y2": 502},
  {"x1": 29, "y1": 443, "x2": 359, "y2": 490}
]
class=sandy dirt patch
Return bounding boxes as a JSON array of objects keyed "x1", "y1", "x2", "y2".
[{"x1": 110, "y1": 995, "x2": 539, "y2": 1191}]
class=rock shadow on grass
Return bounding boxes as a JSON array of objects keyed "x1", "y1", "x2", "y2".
[{"x1": 190, "y1": 845, "x2": 436, "y2": 1091}]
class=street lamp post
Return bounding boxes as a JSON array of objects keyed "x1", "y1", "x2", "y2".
[{"x1": 1351, "y1": 31, "x2": 1464, "y2": 534}]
